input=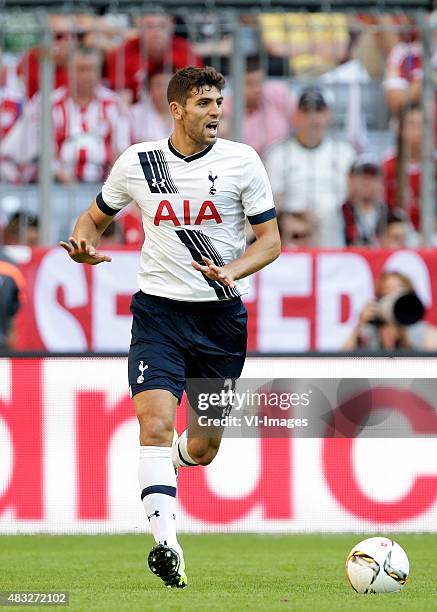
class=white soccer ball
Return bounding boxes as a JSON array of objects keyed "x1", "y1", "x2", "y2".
[{"x1": 346, "y1": 537, "x2": 409, "y2": 594}]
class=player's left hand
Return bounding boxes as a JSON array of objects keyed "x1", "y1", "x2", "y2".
[{"x1": 191, "y1": 256, "x2": 236, "y2": 288}]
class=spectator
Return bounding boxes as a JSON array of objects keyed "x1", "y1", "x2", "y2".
[
  {"x1": 221, "y1": 56, "x2": 295, "y2": 158},
  {"x1": 342, "y1": 271, "x2": 437, "y2": 351},
  {"x1": 3, "y1": 211, "x2": 39, "y2": 246},
  {"x1": 190, "y1": 13, "x2": 233, "y2": 75},
  {"x1": 355, "y1": 15, "x2": 400, "y2": 80},
  {"x1": 10, "y1": 46, "x2": 130, "y2": 183},
  {"x1": 264, "y1": 87, "x2": 356, "y2": 246},
  {"x1": 259, "y1": 12, "x2": 349, "y2": 77},
  {"x1": 192, "y1": 14, "x2": 273, "y2": 76},
  {"x1": 375, "y1": 209, "x2": 415, "y2": 249},
  {"x1": 130, "y1": 71, "x2": 172, "y2": 143},
  {"x1": 74, "y1": 14, "x2": 129, "y2": 55},
  {"x1": 277, "y1": 211, "x2": 315, "y2": 248},
  {"x1": 383, "y1": 104, "x2": 430, "y2": 230},
  {"x1": 383, "y1": 16, "x2": 427, "y2": 116},
  {"x1": 118, "y1": 203, "x2": 145, "y2": 248},
  {"x1": 0, "y1": 48, "x2": 25, "y2": 183},
  {"x1": 53, "y1": 47, "x2": 129, "y2": 183},
  {"x1": 105, "y1": 14, "x2": 202, "y2": 103},
  {"x1": 17, "y1": 14, "x2": 75, "y2": 99},
  {"x1": 341, "y1": 157, "x2": 388, "y2": 246},
  {"x1": 0, "y1": 249, "x2": 25, "y2": 349}
]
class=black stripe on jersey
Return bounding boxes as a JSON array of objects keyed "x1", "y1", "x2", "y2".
[
  {"x1": 196, "y1": 232, "x2": 240, "y2": 298},
  {"x1": 199, "y1": 233, "x2": 225, "y2": 265},
  {"x1": 187, "y1": 230, "x2": 238, "y2": 300},
  {"x1": 156, "y1": 150, "x2": 178, "y2": 193},
  {"x1": 138, "y1": 150, "x2": 178, "y2": 194},
  {"x1": 138, "y1": 151, "x2": 162, "y2": 193},
  {"x1": 247, "y1": 207, "x2": 276, "y2": 225},
  {"x1": 176, "y1": 228, "x2": 231, "y2": 300},
  {"x1": 152, "y1": 149, "x2": 178, "y2": 194},
  {"x1": 148, "y1": 149, "x2": 177, "y2": 194}
]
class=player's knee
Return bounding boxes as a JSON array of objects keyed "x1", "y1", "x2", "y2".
[{"x1": 138, "y1": 414, "x2": 173, "y2": 446}]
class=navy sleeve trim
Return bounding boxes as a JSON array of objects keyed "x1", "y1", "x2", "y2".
[
  {"x1": 247, "y1": 208, "x2": 277, "y2": 225},
  {"x1": 96, "y1": 192, "x2": 119, "y2": 216}
]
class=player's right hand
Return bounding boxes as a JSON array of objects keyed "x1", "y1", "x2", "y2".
[
  {"x1": 59, "y1": 237, "x2": 112, "y2": 265},
  {"x1": 191, "y1": 256, "x2": 236, "y2": 288}
]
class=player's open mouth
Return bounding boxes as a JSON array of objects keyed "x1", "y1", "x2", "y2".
[{"x1": 206, "y1": 122, "x2": 218, "y2": 137}]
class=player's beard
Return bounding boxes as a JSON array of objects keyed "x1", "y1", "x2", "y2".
[{"x1": 185, "y1": 115, "x2": 219, "y2": 148}]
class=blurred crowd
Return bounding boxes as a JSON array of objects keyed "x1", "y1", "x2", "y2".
[
  {"x1": 1, "y1": 10, "x2": 437, "y2": 351},
  {"x1": 0, "y1": 11, "x2": 436, "y2": 250}
]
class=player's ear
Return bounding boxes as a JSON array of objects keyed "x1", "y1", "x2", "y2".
[{"x1": 169, "y1": 101, "x2": 183, "y2": 120}]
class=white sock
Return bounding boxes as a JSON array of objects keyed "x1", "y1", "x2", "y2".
[
  {"x1": 172, "y1": 430, "x2": 199, "y2": 469},
  {"x1": 139, "y1": 446, "x2": 182, "y2": 558}
]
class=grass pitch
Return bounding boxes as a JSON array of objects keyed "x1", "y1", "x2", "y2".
[{"x1": 0, "y1": 534, "x2": 436, "y2": 612}]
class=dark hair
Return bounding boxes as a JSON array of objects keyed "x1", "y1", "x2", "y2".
[
  {"x1": 167, "y1": 66, "x2": 225, "y2": 106},
  {"x1": 245, "y1": 55, "x2": 262, "y2": 73},
  {"x1": 8, "y1": 211, "x2": 39, "y2": 228},
  {"x1": 375, "y1": 209, "x2": 407, "y2": 237}
]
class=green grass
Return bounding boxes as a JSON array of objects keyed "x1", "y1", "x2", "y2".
[{"x1": 0, "y1": 534, "x2": 435, "y2": 612}]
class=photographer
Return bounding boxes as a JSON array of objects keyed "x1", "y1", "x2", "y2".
[
  {"x1": 0, "y1": 249, "x2": 25, "y2": 350},
  {"x1": 342, "y1": 271, "x2": 437, "y2": 351}
]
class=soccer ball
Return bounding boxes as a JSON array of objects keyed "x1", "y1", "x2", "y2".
[{"x1": 346, "y1": 537, "x2": 409, "y2": 594}]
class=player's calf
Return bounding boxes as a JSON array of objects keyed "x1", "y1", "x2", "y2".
[
  {"x1": 187, "y1": 437, "x2": 221, "y2": 465},
  {"x1": 172, "y1": 429, "x2": 221, "y2": 468}
]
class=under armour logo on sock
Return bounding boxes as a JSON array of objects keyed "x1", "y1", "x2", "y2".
[
  {"x1": 172, "y1": 514, "x2": 176, "y2": 520},
  {"x1": 147, "y1": 510, "x2": 160, "y2": 521}
]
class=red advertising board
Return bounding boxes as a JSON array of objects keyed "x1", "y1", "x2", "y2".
[
  {"x1": 12, "y1": 247, "x2": 437, "y2": 352},
  {"x1": 1, "y1": 357, "x2": 437, "y2": 533}
]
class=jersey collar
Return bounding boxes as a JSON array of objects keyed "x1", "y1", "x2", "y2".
[{"x1": 168, "y1": 138, "x2": 214, "y2": 163}]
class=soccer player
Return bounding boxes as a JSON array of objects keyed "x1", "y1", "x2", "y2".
[{"x1": 60, "y1": 66, "x2": 280, "y2": 589}]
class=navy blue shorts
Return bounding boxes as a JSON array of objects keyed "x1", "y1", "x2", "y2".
[{"x1": 128, "y1": 291, "x2": 247, "y2": 403}]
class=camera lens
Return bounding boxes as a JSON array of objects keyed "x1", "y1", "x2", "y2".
[{"x1": 393, "y1": 292, "x2": 425, "y2": 326}]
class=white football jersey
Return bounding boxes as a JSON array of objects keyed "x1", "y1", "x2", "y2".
[{"x1": 98, "y1": 137, "x2": 276, "y2": 301}]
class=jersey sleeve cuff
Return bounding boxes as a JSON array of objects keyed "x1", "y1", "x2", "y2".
[
  {"x1": 247, "y1": 208, "x2": 277, "y2": 225},
  {"x1": 96, "y1": 192, "x2": 119, "y2": 216}
]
